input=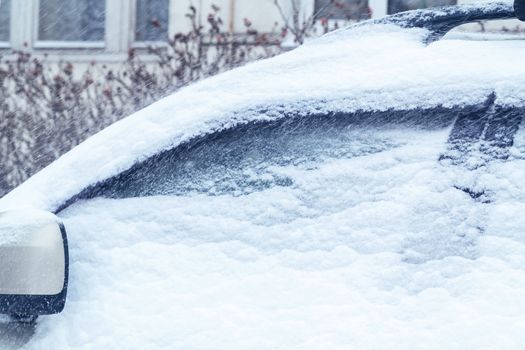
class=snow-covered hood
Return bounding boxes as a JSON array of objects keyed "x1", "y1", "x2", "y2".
[{"x1": 2, "y1": 10, "x2": 525, "y2": 212}]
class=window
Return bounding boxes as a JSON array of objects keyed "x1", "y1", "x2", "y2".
[
  {"x1": 388, "y1": 0, "x2": 457, "y2": 14},
  {"x1": 314, "y1": 0, "x2": 370, "y2": 21},
  {"x1": 0, "y1": 0, "x2": 10, "y2": 42},
  {"x1": 70, "y1": 107, "x2": 456, "y2": 202},
  {"x1": 135, "y1": 0, "x2": 169, "y2": 42},
  {"x1": 38, "y1": 0, "x2": 106, "y2": 42}
]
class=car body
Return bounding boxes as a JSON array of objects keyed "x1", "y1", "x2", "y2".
[{"x1": 2, "y1": 1, "x2": 525, "y2": 349}]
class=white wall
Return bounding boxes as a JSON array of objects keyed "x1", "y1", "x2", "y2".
[
  {"x1": 4, "y1": 0, "x2": 522, "y2": 66},
  {"x1": 171, "y1": 0, "x2": 308, "y2": 34},
  {"x1": 369, "y1": 0, "x2": 388, "y2": 18}
]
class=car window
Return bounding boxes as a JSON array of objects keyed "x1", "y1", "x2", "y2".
[{"x1": 66, "y1": 106, "x2": 466, "y2": 204}]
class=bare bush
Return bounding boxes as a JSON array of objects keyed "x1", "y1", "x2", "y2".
[
  {"x1": 0, "y1": 5, "x2": 283, "y2": 197},
  {"x1": 274, "y1": 0, "x2": 370, "y2": 44},
  {"x1": 0, "y1": 2, "x2": 367, "y2": 197}
]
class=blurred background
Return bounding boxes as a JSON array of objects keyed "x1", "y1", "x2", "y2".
[{"x1": 0, "y1": 0, "x2": 523, "y2": 197}]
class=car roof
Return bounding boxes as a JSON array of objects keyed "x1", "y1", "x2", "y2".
[{"x1": 2, "y1": 2, "x2": 525, "y2": 213}]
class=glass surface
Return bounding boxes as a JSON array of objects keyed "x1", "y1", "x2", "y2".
[
  {"x1": 314, "y1": 0, "x2": 370, "y2": 21},
  {"x1": 135, "y1": 0, "x2": 169, "y2": 41},
  {"x1": 388, "y1": 0, "x2": 457, "y2": 14},
  {"x1": 0, "y1": 0, "x2": 10, "y2": 42},
  {"x1": 77, "y1": 108, "x2": 457, "y2": 200},
  {"x1": 38, "y1": 0, "x2": 106, "y2": 41}
]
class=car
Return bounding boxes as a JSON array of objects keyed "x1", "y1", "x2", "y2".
[{"x1": 2, "y1": 0, "x2": 525, "y2": 348}]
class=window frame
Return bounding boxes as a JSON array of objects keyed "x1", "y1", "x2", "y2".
[
  {"x1": 131, "y1": 0, "x2": 172, "y2": 48},
  {"x1": 6, "y1": 0, "x2": 174, "y2": 53},
  {"x1": 33, "y1": 0, "x2": 107, "y2": 49}
]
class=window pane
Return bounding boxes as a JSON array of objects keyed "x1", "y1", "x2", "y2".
[
  {"x1": 38, "y1": 0, "x2": 106, "y2": 41},
  {"x1": 135, "y1": 0, "x2": 169, "y2": 41},
  {"x1": 0, "y1": 0, "x2": 10, "y2": 42},
  {"x1": 315, "y1": 0, "x2": 370, "y2": 21},
  {"x1": 388, "y1": 0, "x2": 456, "y2": 14},
  {"x1": 75, "y1": 108, "x2": 457, "y2": 200}
]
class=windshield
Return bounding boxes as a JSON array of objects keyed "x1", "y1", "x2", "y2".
[{"x1": 71, "y1": 107, "x2": 457, "y2": 200}]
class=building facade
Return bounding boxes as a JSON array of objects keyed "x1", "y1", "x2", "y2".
[{"x1": 0, "y1": 0, "x2": 522, "y2": 62}]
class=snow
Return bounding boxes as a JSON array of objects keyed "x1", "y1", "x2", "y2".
[
  {"x1": 2, "y1": 5, "x2": 525, "y2": 348},
  {"x1": 0, "y1": 209, "x2": 59, "y2": 246},
  {"x1": 10, "y1": 125, "x2": 525, "y2": 349},
  {"x1": 2, "y1": 16, "x2": 525, "y2": 211}
]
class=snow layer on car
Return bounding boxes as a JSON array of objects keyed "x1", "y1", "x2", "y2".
[
  {"x1": 0, "y1": 209, "x2": 58, "y2": 246},
  {"x1": 13, "y1": 124, "x2": 525, "y2": 349},
  {"x1": 2, "y1": 20, "x2": 525, "y2": 211}
]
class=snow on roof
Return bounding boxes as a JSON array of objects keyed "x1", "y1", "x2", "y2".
[{"x1": 2, "y1": 12, "x2": 525, "y2": 212}]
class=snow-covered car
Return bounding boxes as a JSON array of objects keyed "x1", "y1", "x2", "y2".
[{"x1": 2, "y1": 1, "x2": 525, "y2": 348}]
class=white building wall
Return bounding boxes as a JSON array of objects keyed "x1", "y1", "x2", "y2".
[
  {"x1": 369, "y1": 0, "x2": 388, "y2": 18},
  {"x1": 233, "y1": 0, "x2": 287, "y2": 32},
  {"x1": 2, "y1": 0, "x2": 522, "y2": 66},
  {"x1": 171, "y1": 0, "x2": 309, "y2": 34}
]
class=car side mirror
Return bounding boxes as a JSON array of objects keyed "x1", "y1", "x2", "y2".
[{"x1": 0, "y1": 209, "x2": 68, "y2": 320}]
